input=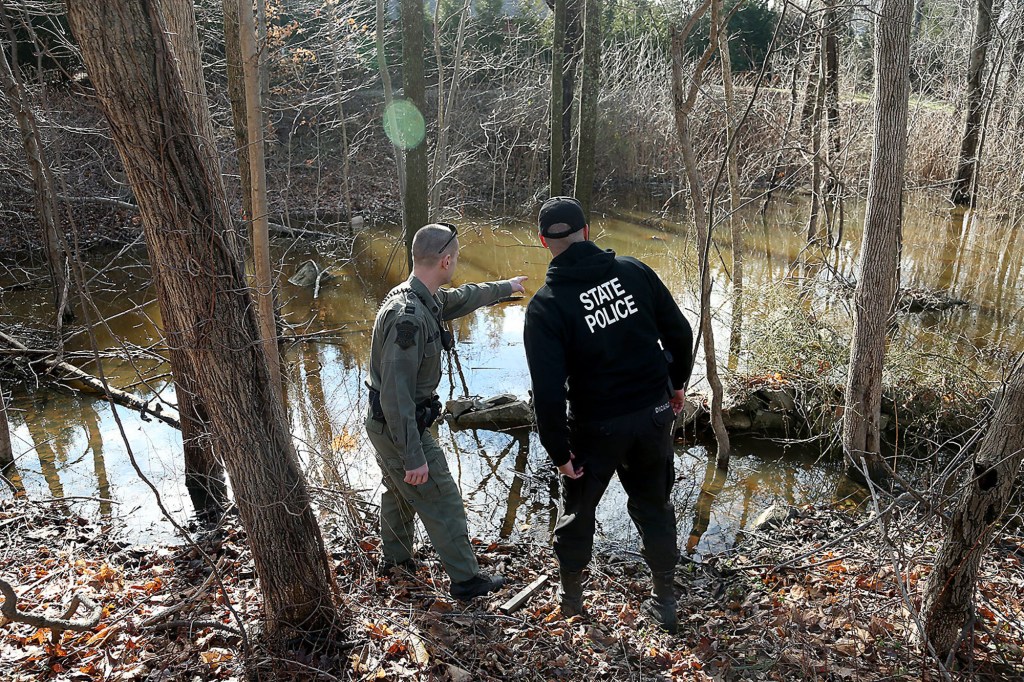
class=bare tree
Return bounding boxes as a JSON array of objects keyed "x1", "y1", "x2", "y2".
[
  {"x1": 401, "y1": 0, "x2": 428, "y2": 264},
  {"x1": 430, "y1": 0, "x2": 471, "y2": 217},
  {"x1": 714, "y1": 0, "x2": 743, "y2": 370},
  {"x1": 842, "y1": 0, "x2": 912, "y2": 483},
  {"x1": 923, "y1": 365, "x2": 1024, "y2": 660},
  {"x1": 237, "y1": 0, "x2": 282, "y2": 398},
  {"x1": 573, "y1": 0, "x2": 600, "y2": 213},
  {"x1": 222, "y1": 0, "x2": 253, "y2": 223},
  {"x1": 821, "y1": 0, "x2": 843, "y2": 245},
  {"x1": 670, "y1": 0, "x2": 731, "y2": 468},
  {"x1": 64, "y1": 0, "x2": 337, "y2": 636},
  {"x1": 549, "y1": 0, "x2": 566, "y2": 198},
  {"x1": 0, "y1": 2, "x2": 72, "y2": 330},
  {"x1": 951, "y1": 0, "x2": 999, "y2": 207}
]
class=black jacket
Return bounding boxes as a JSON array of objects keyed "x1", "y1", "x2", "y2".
[{"x1": 524, "y1": 240, "x2": 693, "y2": 466}]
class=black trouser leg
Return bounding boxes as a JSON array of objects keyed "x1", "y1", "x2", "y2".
[
  {"x1": 617, "y1": 412, "x2": 679, "y2": 574},
  {"x1": 552, "y1": 426, "x2": 623, "y2": 573}
]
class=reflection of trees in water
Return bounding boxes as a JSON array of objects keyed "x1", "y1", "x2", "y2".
[
  {"x1": 687, "y1": 460, "x2": 727, "y2": 555},
  {"x1": 292, "y1": 343, "x2": 369, "y2": 533},
  {"x1": 79, "y1": 400, "x2": 112, "y2": 519},
  {"x1": 23, "y1": 395, "x2": 72, "y2": 513},
  {"x1": 680, "y1": 446, "x2": 843, "y2": 558},
  {"x1": 448, "y1": 428, "x2": 556, "y2": 542}
]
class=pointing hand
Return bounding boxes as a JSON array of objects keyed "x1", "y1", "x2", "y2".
[{"x1": 507, "y1": 276, "x2": 528, "y2": 294}]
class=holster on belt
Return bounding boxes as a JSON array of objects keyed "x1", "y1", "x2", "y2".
[{"x1": 367, "y1": 384, "x2": 442, "y2": 435}]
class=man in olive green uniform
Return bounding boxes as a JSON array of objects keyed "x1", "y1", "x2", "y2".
[{"x1": 365, "y1": 223, "x2": 527, "y2": 600}]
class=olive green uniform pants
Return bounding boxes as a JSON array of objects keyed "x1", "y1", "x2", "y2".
[{"x1": 365, "y1": 416, "x2": 480, "y2": 583}]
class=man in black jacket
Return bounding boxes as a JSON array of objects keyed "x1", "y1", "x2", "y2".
[{"x1": 523, "y1": 196, "x2": 693, "y2": 633}]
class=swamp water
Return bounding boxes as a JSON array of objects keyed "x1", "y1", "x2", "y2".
[{"x1": 2, "y1": 193, "x2": 1022, "y2": 560}]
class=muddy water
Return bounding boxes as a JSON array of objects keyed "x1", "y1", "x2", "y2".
[{"x1": 2, "y1": 193, "x2": 1021, "y2": 558}]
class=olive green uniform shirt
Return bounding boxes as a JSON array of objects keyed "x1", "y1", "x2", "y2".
[{"x1": 368, "y1": 275, "x2": 513, "y2": 470}]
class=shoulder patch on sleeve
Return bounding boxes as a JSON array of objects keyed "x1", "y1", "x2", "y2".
[{"x1": 394, "y1": 319, "x2": 418, "y2": 349}]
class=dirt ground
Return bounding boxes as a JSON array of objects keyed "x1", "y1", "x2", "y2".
[{"x1": 1, "y1": 494, "x2": 1022, "y2": 681}]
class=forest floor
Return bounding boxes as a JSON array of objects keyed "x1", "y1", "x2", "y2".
[{"x1": 1, "y1": 495, "x2": 1022, "y2": 681}]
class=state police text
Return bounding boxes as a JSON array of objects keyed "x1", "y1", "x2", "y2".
[{"x1": 579, "y1": 277, "x2": 639, "y2": 333}]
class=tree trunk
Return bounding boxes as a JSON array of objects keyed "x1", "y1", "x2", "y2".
[
  {"x1": 400, "y1": 0, "x2": 428, "y2": 268},
  {"x1": 842, "y1": 0, "x2": 912, "y2": 484},
  {"x1": 222, "y1": 0, "x2": 253, "y2": 224},
  {"x1": 430, "y1": 0, "x2": 471, "y2": 218},
  {"x1": 561, "y1": 0, "x2": 584, "y2": 192},
  {"x1": 376, "y1": 0, "x2": 406, "y2": 224},
  {"x1": 951, "y1": 0, "x2": 997, "y2": 207},
  {"x1": 822, "y1": 0, "x2": 844, "y2": 245},
  {"x1": 549, "y1": 0, "x2": 566, "y2": 198},
  {"x1": 65, "y1": 0, "x2": 337, "y2": 637},
  {"x1": 0, "y1": 380, "x2": 23, "y2": 495},
  {"x1": 806, "y1": 35, "x2": 825, "y2": 244},
  {"x1": 761, "y1": 6, "x2": 806, "y2": 215},
  {"x1": 237, "y1": 0, "x2": 282, "y2": 400},
  {"x1": 670, "y1": 7, "x2": 730, "y2": 468},
  {"x1": 922, "y1": 368, "x2": 1024, "y2": 660},
  {"x1": 330, "y1": 4, "x2": 354, "y2": 229},
  {"x1": 798, "y1": 21, "x2": 820, "y2": 138},
  {"x1": 573, "y1": 0, "x2": 600, "y2": 214},
  {"x1": 714, "y1": 0, "x2": 742, "y2": 370},
  {"x1": 0, "y1": 5, "x2": 73, "y2": 330}
]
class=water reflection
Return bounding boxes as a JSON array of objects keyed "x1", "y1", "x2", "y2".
[
  {"x1": 687, "y1": 461, "x2": 728, "y2": 555},
  {"x1": 2, "y1": 192, "x2": 1022, "y2": 553}
]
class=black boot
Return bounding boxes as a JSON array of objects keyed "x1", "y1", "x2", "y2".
[
  {"x1": 641, "y1": 570, "x2": 678, "y2": 634},
  {"x1": 558, "y1": 570, "x2": 585, "y2": 616},
  {"x1": 450, "y1": 572, "x2": 504, "y2": 600}
]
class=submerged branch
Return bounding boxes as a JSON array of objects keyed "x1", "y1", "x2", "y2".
[{"x1": 0, "y1": 330, "x2": 180, "y2": 429}]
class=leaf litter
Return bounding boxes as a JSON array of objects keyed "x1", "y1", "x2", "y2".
[{"x1": 1, "y1": 498, "x2": 1022, "y2": 680}]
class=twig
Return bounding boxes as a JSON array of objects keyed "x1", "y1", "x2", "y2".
[{"x1": 0, "y1": 577, "x2": 102, "y2": 634}]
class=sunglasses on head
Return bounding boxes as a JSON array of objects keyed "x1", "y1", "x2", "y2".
[{"x1": 437, "y1": 222, "x2": 458, "y2": 254}]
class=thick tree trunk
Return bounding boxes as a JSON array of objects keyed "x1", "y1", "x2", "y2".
[
  {"x1": 842, "y1": 0, "x2": 911, "y2": 484},
  {"x1": 573, "y1": 0, "x2": 600, "y2": 214},
  {"x1": 222, "y1": 0, "x2": 253, "y2": 224},
  {"x1": 951, "y1": 0, "x2": 997, "y2": 207},
  {"x1": 237, "y1": 0, "x2": 282, "y2": 399},
  {"x1": 65, "y1": 0, "x2": 337, "y2": 636},
  {"x1": 147, "y1": 4, "x2": 228, "y2": 520},
  {"x1": 670, "y1": 8, "x2": 730, "y2": 468},
  {"x1": 0, "y1": 7, "x2": 72, "y2": 330},
  {"x1": 549, "y1": 0, "x2": 566, "y2": 198},
  {"x1": 400, "y1": 0, "x2": 428, "y2": 267},
  {"x1": 922, "y1": 369, "x2": 1024, "y2": 659}
]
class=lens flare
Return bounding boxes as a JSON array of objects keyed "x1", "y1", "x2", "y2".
[{"x1": 382, "y1": 100, "x2": 426, "y2": 150}]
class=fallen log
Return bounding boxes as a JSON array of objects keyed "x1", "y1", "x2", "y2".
[{"x1": 0, "y1": 331, "x2": 180, "y2": 429}]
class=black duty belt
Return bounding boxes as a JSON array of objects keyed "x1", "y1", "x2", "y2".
[{"x1": 367, "y1": 383, "x2": 442, "y2": 434}]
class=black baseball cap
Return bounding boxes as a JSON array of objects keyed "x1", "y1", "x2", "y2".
[{"x1": 538, "y1": 196, "x2": 587, "y2": 238}]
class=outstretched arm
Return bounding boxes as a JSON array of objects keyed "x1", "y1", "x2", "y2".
[{"x1": 439, "y1": 276, "x2": 527, "y2": 319}]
